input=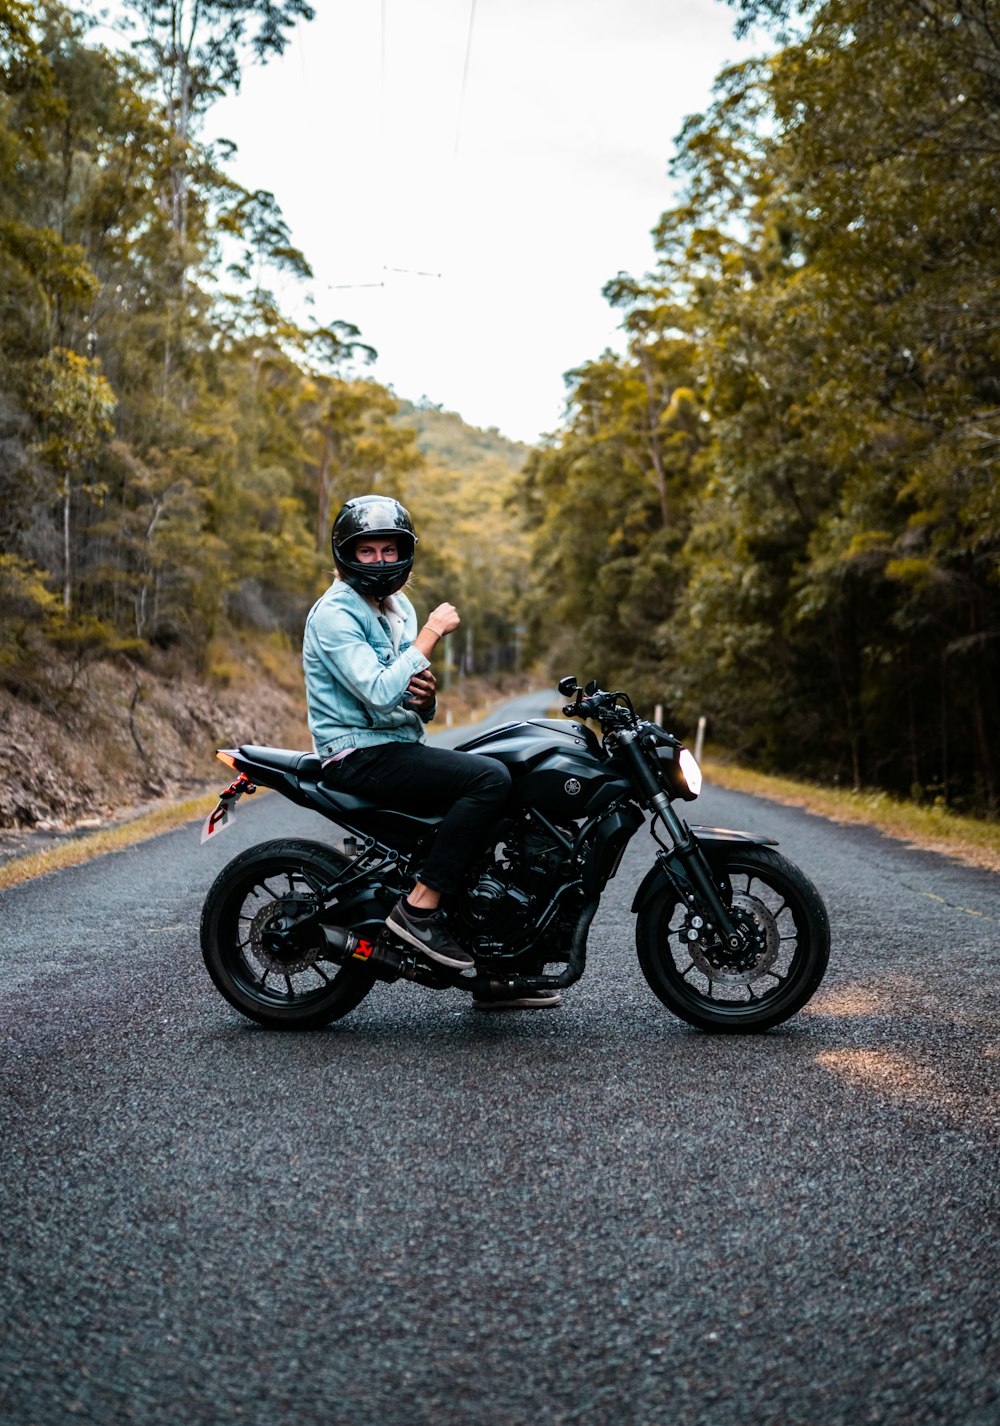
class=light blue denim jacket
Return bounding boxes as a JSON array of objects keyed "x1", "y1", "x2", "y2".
[{"x1": 302, "y1": 581, "x2": 433, "y2": 756}]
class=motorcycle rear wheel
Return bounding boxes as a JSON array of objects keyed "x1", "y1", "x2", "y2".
[
  {"x1": 636, "y1": 845, "x2": 830, "y2": 1033},
  {"x1": 200, "y1": 839, "x2": 376, "y2": 1029}
]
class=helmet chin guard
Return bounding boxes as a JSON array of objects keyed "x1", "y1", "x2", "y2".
[{"x1": 332, "y1": 495, "x2": 417, "y2": 600}]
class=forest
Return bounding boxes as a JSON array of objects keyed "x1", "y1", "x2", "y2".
[
  {"x1": 523, "y1": 0, "x2": 999, "y2": 815},
  {"x1": 1, "y1": 0, "x2": 998, "y2": 820},
  {"x1": 0, "y1": 1, "x2": 528, "y2": 711}
]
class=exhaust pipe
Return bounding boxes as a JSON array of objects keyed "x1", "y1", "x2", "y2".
[
  {"x1": 322, "y1": 924, "x2": 463, "y2": 987},
  {"x1": 322, "y1": 924, "x2": 407, "y2": 982},
  {"x1": 505, "y1": 896, "x2": 600, "y2": 995}
]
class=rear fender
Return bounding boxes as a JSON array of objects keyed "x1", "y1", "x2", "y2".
[
  {"x1": 630, "y1": 827, "x2": 779, "y2": 915},
  {"x1": 222, "y1": 747, "x2": 319, "y2": 803}
]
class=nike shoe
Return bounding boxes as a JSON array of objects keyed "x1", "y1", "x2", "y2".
[
  {"x1": 472, "y1": 981, "x2": 562, "y2": 1010},
  {"x1": 385, "y1": 899, "x2": 476, "y2": 970}
]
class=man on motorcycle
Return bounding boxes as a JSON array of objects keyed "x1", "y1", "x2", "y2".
[{"x1": 302, "y1": 494, "x2": 561, "y2": 1009}]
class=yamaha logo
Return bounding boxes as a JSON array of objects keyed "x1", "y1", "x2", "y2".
[{"x1": 564, "y1": 778, "x2": 582, "y2": 796}]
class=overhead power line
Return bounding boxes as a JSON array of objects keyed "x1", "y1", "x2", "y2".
[
  {"x1": 454, "y1": 0, "x2": 478, "y2": 157},
  {"x1": 327, "y1": 266, "x2": 442, "y2": 291},
  {"x1": 329, "y1": 3, "x2": 472, "y2": 293}
]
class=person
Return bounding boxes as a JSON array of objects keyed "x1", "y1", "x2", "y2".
[{"x1": 302, "y1": 493, "x2": 561, "y2": 1010}]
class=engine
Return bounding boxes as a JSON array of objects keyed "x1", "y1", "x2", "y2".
[{"x1": 453, "y1": 820, "x2": 576, "y2": 959}]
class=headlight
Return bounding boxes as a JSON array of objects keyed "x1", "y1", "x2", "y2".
[
  {"x1": 653, "y1": 741, "x2": 702, "y2": 800},
  {"x1": 678, "y1": 747, "x2": 703, "y2": 798}
]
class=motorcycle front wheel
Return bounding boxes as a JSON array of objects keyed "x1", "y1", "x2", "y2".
[
  {"x1": 200, "y1": 839, "x2": 376, "y2": 1029},
  {"x1": 636, "y1": 845, "x2": 830, "y2": 1032}
]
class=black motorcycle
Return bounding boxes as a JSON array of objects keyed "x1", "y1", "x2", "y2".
[{"x1": 199, "y1": 678, "x2": 830, "y2": 1032}]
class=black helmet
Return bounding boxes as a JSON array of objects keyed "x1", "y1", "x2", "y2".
[{"x1": 332, "y1": 494, "x2": 417, "y2": 600}]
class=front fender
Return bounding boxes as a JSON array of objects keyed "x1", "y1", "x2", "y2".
[{"x1": 630, "y1": 826, "x2": 778, "y2": 915}]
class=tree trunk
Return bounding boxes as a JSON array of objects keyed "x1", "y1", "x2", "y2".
[
  {"x1": 63, "y1": 475, "x2": 72, "y2": 613},
  {"x1": 638, "y1": 350, "x2": 670, "y2": 529}
]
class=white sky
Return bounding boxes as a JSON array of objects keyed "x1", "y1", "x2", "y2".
[{"x1": 201, "y1": 2, "x2": 761, "y2": 443}]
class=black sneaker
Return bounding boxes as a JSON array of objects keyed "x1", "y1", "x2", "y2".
[
  {"x1": 385, "y1": 899, "x2": 476, "y2": 970},
  {"x1": 472, "y1": 980, "x2": 562, "y2": 1010}
]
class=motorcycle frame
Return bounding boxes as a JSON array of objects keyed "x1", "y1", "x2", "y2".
[{"x1": 211, "y1": 733, "x2": 778, "y2": 996}]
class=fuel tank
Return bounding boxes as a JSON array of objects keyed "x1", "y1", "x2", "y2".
[{"x1": 456, "y1": 718, "x2": 630, "y2": 820}]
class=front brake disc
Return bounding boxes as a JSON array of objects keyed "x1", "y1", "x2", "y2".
[{"x1": 686, "y1": 892, "x2": 780, "y2": 984}]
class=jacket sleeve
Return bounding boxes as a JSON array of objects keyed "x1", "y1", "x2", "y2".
[{"x1": 309, "y1": 601, "x2": 429, "y2": 713}]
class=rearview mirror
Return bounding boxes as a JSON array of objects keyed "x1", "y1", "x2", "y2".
[{"x1": 557, "y1": 676, "x2": 578, "y2": 696}]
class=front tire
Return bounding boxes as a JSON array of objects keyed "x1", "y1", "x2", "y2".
[
  {"x1": 200, "y1": 839, "x2": 376, "y2": 1029},
  {"x1": 636, "y1": 846, "x2": 830, "y2": 1032}
]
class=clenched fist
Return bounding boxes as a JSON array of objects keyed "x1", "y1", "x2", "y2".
[{"x1": 425, "y1": 603, "x2": 460, "y2": 637}]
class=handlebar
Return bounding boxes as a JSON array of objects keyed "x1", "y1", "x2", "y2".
[{"x1": 561, "y1": 681, "x2": 637, "y2": 729}]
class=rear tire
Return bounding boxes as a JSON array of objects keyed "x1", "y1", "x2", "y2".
[
  {"x1": 636, "y1": 846, "x2": 830, "y2": 1032},
  {"x1": 200, "y1": 839, "x2": 376, "y2": 1029}
]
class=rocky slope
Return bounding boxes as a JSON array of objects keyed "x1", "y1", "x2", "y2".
[
  {"x1": 0, "y1": 641, "x2": 532, "y2": 861},
  {"x1": 0, "y1": 642, "x2": 310, "y2": 839}
]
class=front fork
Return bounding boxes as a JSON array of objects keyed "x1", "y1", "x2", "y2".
[
  {"x1": 620, "y1": 735, "x2": 743, "y2": 953},
  {"x1": 647, "y1": 793, "x2": 743, "y2": 951}
]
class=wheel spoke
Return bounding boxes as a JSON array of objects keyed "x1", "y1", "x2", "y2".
[
  {"x1": 638, "y1": 851, "x2": 827, "y2": 1029},
  {"x1": 207, "y1": 848, "x2": 378, "y2": 1024}
]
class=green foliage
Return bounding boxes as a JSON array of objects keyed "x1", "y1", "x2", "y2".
[
  {"x1": 526, "y1": 0, "x2": 1000, "y2": 813},
  {"x1": 0, "y1": 0, "x2": 524, "y2": 708},
  {"x1": 392, "y1": 401, "x2": 531, "y2": 681},
  {"x1": 519, "y1": 319, "x2": 707, "y2": 713},
  {"x1": 0, "y1": 0, "x2": 434, "y2": 687},
  {"x1": 0, "y1": 554, "x2": 62, "y2": 667}
]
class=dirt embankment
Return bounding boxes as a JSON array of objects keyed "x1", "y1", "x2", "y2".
[
  {"x1": 0, "y1": 642, "x2": 310, "y2": 857},
  {"x1": 0, "y1": 642, "x2": 533, "y2": 865}
]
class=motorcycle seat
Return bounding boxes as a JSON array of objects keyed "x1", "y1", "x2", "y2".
[
  {"x1": 238, "y1": 744, "x2": 442, "y2": 839},
  {"x1": 239, "y1": 745, "x2": 324, "y2": 778}
]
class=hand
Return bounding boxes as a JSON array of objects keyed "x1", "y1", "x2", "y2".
[
  {"x1": 425, "y1": 603, "x2": 460, "y2": 637},
  {"x1": 406, "y1": 668, "x2": 437, "y2": 711}
]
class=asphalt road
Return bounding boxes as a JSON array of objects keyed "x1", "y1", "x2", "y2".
[{"x1": 1, "y1": 695, "x2": 998, "y2": 1426}]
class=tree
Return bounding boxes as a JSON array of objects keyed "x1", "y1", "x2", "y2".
[
  {"x1": 520, "y1": 320, "x2": 705, "y2": 713},
  {"x1": 0, "y1": 1, "x2": 393, "y2": 679},
  {"x1": 124, "y1": 0, "x2": 314, "y2": 246},
  {"x1": 524, "y1": 0, "x2": 1000, "y2": 811},
  {"x1": 29, "y1": 348, "x2": 115, "y2": 612}
]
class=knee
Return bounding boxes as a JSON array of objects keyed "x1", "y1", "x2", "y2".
[{"x1": 476, "y1": 758, "x2": 511, "y2": 805}]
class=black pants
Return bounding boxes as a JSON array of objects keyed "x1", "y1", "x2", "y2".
[{"x1": 321, "y1": 742, "x2": 511, "y2": 896}]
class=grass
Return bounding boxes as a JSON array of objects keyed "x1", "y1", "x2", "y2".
[
  {"x1": 1, "y1": 750, "x2": 997, "y2": 894},
  {"x1": 703, "y1": 758, "x2": 1000, "y2": 873},
  {"x1": 0, "y1": 792, "x2": 222, "y2": 893}
]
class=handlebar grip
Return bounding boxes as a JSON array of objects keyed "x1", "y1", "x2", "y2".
[{"x1": 564, "y1": 697, "x2": 602, "y2": 719}]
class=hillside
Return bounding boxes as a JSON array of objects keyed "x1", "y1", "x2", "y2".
[
  {"x1": 392, "y1": 399, "x2": 534, "y2": 683},
  {"x1": 394, "y1": 399, "x2": 530, "y2": 473},
  {"x1": 0, "y1": 391, "x2": 539, "y2": 847}
]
